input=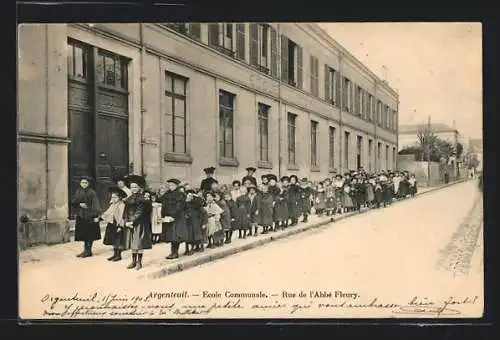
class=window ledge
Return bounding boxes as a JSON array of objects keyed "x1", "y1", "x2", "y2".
[
  {"x1": 219, "y1": 157, "x2": 240, "y2": 167},
  {"x1": 164, "y1": 152, "x2": 193, "y2": 164},
  {"x1": 329, "y1": 168, "x2": 339, "y2": 174},
  {"x1": 257, "y1": 160, "x2": 273, "y2": 169},
  {"x1": 287, "y1": 164, "x2": 299, "y2": 171},
  {"x1": 311, "y1": 166, "x2": 321, "y2": 172}
]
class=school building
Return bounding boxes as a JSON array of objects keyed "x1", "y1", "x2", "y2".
[{"x1": 17, "y1": 23, "x2": 399, "y2": 247}]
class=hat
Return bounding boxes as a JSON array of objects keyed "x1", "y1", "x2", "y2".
[
  {"x1": 267, "y1": 174, "x2": 278, "y2": 182},
  {"x1": 79, "y1": 175, "x2": 93, "y2": 182},
  {"x1": 246, "y1": 167, "x2": 256, "y2": 172},
  {"x1": 300, "y1": 177, "x2": 308, "y2": 183},
  {"x1": 280, "y1": 176, "x2": 289, "y2": 182},
  {"x1": 108, "y1": 186, "x2": 127, "y2": 199},
  {"x1": 203, "y1": 167, "x2": 216, "y2": 174},
  {"x1": 185, "y1": 189, "x2": 196, "y2": 194},
  {"x1": 247, "y1": 185, "x2": 258, "y2": 192},
  {"x1": 166, "y1": 178, "x2": 181, "y2": 185},
  {"x1": 289, "y1": 175, "x2": 299, "y2": 182},
  {"x1": 232, "y1": 180, "x2": 241, "y2": 186},
  {"x1": 261, "y1": 174, "x2": 269, "y2": 180},
  {"x1": 126, "y1": 175, "x2": 146, "y2": 188},
  {"x1": 335, "y1": 174, "x2": 342, "y2": 179},
  {"x1": 114, "y1": 175, "x2": 127, "y2": 183}
]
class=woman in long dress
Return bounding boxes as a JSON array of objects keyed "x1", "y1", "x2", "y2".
[
  {"x1": 71, "y1": 176, "x2": 102, "y2": 258},
  {"x1": 123, "y1": 175, "x2": 153, "y2": 270},
  {"x1": 101, "y1": 187, "x2": 130, "y2": 262}
]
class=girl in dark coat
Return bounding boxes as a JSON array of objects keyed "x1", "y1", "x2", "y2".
[
  {"x1": 274, "y1": 176, "x2": 290, "y2": 230},
  {"x1": 161, "y1": 178, "x2": 188, "y2": 259},
  {"x1": 234, "y1": 186, "x2": 251, "y2": 238},
  {"x1": 71, "y1": 176, "x2": 102, "y2": 258},
  {"x1": 314, "y1": 182, "x2": 326, "y2": 216},
  {"x1": 247, "y1": 186, "x2": 261, "y2": 236},
  {"x1": 123, "y1": 175, "x2": 153, "y2": 270},
  {"x1": 184, "y1": 190, "x2": 206, "y2": 254},
  {"x1": 287, "y1": 175, "x2": 302, "y2": 226},
  {"x1": 259, "y1": 184, "x2": 274, "y2": 234},
  {"x1": 223, "y1": 192, "x2": 236, "y2": 243},
  {"x1": 267, "y1": 175, "x2": 281, "y2": 231},
  {"x1": 299, "y1": 178, "x2": 314, "y2": 223},
  {"x1": 101, "y1": 187, "x2": 129, "y2": 262}
]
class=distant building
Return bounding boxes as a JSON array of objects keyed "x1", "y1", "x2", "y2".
[{"x1": 398, "y1": 122, "x2": 459, "y2": 151}]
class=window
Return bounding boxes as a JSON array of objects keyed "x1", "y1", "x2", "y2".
[
  {"x1": 259, "y1": 24, "x2": 270, "y2": 68},
  {"x1": 67, "y1": 41, "x2": 88, "y2": 79},
  {"x1": 310, "y1": 56, "x2": 319, "y2": 97},
  {"x1": 325, "y1": 66, "x2": 339, "y2": 105},
  {"x1": 287, "y1": 113, "x2": 297, "y2": 165},
  {"x1": 356, "y1": 86, "x2": 362, "y2": 116},
  {"x1": 97, "y1": 50, "x2": 128, "y2": 89},
  {"x1": 281, "y1": 36, "x2": 302, "y2": 88},
  {"x1": 343, "y1": 78, "x2": 352, "y2": 112},
  {"x1": 377, "y1": 101, "x2": 382, "y2": 125},
  {"x1": 164, "y1": 23, "x2": 201, "y2": 40},
  {"x1": 393, "y1": 110, "x2": 397, "y2": 131},
  {"x1": 368, "y1": 139, "x2": 373, "y2": 172},
  {"x1": 369, "y1": 95, "x2": 374, "y2": 122},
  {"x1": 329, "y1": 126, "x2": 336, "y2": 169},
  {"x1": 219, "y1": 90, "x2": 235, "y2": 159},
  {"x1": 208, "y1": 23, "x2": 235, "y2": 57},
  {"x1": 258, "y1": 103, "x2": 270, "y2": 162},
  {"x1": 164, "y1": 72, "x2": 187, "y2": 154},
  {"x1": 310, "y1": 120, "x2": 319, "y2": 166},
  {"x1": 344, "y1": 131, "x2": 350, "y2": 169},
  {"x1": 356, "y1": 136, "x2": 363, "y2": 170}
]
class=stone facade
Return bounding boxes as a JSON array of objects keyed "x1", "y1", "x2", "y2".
[{"x1": 17, "y1": 23, "x2": 399, "y2": 248}]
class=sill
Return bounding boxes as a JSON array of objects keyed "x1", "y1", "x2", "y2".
[
  {"x1": 219, "y1": 157, "x2": 240, "y2": 167},
  {"x1": 287, "y1": 164, "x2": 299, "y2": 171},
  {"x1": 288, "y1": 80, "x2": 297, "y2": 87},
  {"x1": 311, "y1": 166, "x2": 321, "y2": 172},
  {"x1": 256, "y1": 65, "x2": 270, "y2": 74},
  {"x1": 164, "y1": 152, "x2": 193, "y2": 164},
  {"x1": 257, "y1": 160, "x2": 273, "y2": 169},
  {"x1": 329, "y1": 168, "x2": 338, "y2": 173},
  {"x1": 215, "y1": 45, "x2": 235, "y2": 58}
]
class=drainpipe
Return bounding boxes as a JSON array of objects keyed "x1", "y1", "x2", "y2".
[
  {"x1": 139, "y1": 23, "x2": 146, "y2": 177},
  {"x1": 338, "y1": 52, "x2": 344, "y2": 173},
  {"x1": 277, "y1": 23, "x2": 283, "y2": 178},
  {"x1": 374, "y1": 81, "x2": 378, "y2": 171},
  {"x1": 396, "y1": 97, "x2": 399, "y2": 170}
]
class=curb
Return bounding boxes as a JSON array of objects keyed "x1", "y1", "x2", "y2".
[{"x1": 147, "y1": 179, "x2": 470, "y2": 279}]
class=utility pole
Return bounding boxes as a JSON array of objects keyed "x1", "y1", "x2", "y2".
[{"x1": 427, "y1": 115, "x2": 431, "y2": 186}]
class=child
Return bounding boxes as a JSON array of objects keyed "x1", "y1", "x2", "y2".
[
  {"x1": 204, "y1": 192, "x2": 224, "y2": 248},
  {"x1": 324, "y1": 178, "x2": 336, "y2": 216},
  {"x1": 214, "y1": 191, "x2": 232, "y2": 245},
  {"x1": 223, "y1": 191, "x2": 236, "y2": 243},
  {"x1": 234, "y1": 186, "x2": 251, "y2": 238},
  {"x1": 333, "y1": 175, "x2": 344, "y2": 215},
  {"x1": 287, "y1": 175, "x2": 301, "y2": 226},
  {"x1": 259, "y1": 184, "x2": 274, "y2": 234},
  {"x1": 274, "y1": 176, "x2": 290, "y2": 230},
  {"x1": 267, "y1": 175, "x2": 281, "y2": 232},
  {"x1": 343, "y1": 180, "x2": 354, "y2": 212},
  {"x1": 150, "y1": 192, "x2": 163, "y2": 244},
  {"x1": 101, "y1": 187, "x2": 129, "y2": 262},
  {"x1": 299, "y1": 178, "x2": 313, "y2": 223},
  {"x1": 247, "y1": 185, "x2": 261, "y2": 236},
  {"x1": 408, "y1": 174, "x2": 418, "y2": 197},
  {"x1": 314, "y1": 182, "x2": 326, "y2": 216}
]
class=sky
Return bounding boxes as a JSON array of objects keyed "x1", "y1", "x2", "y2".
[{"x1": 319, "y1": 23, "x2": 482, "y2": 140}]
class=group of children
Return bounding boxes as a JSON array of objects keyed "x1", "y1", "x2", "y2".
[{"x1": 91, "y1": 166, "x2": 418, "y2": 268}]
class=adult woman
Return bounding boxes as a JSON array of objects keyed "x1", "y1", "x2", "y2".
[
  {"x1": 101, "y1": 187, "x2": 130, "y2": 261},
  {"x1": 71, "y1": 176, "x2": 102, "y2": 258},
  {"x1": 123, "y1": 175, "x2": 153, "y2": 270}
]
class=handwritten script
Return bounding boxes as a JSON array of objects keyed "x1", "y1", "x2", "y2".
[{"x1": 38, "y1": 292, "x2": 479, "y2": 318}]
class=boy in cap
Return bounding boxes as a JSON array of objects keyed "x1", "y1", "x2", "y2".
[
  {"x1": 161, "y1": 178, "x2": 188, "y2": 259},
  {"x1": 242, "y1": 167, "x2": 257, "y2": 187},
  {"x1": 299, "y1": 178, "x2": 314, "y2": 223}
]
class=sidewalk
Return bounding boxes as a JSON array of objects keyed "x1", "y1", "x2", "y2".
[{"x1": 19, "y1": 179, "x2": 469, "y2": 280}]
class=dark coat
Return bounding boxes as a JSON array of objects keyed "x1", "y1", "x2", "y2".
[
  {"x1": 200, "y1": 177, "x2": 218, "y2": 193},
  {"x1": 274, "y1": 187, "x2": 289, "y2": 221},
  {"x1": 161, "y1": 189, "x2": 188, "y2": 243},
  {"x1": 248, "y1": 194, "x2": 261, "y2": 224},
  {"x1": 287, "y1": 184, "x2": 302, "y2": 219},
  {"x1": 217, "y1": 199, "x2": 232, "y2": 231},
  {"x1": 234, "y1": 195, "x2": 251, "y2": 230},
  {"x1": 184, "y1": 195, "x2": 206, "y2": 243},
  {"x1": 299, "y1": 186, "x2": 314, "y2": 214},
  {"x1": 71, "y1": 187, "x2": 102, "y2": 242},
  {"x1": 124, "y1": 193, "x2": 153, "y2": 250},
  {"x1": 259, "y1": 192, "x2": 274, "y2": 226}
]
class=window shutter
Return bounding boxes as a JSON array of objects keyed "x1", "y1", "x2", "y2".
[
  {"x1": 297, "y1": 45, "x2": 303, "y2": 89},
  {"x1": 208, "y1": 23, "x2": 219, "y2": 47},
  {"x1": 235, "y1": 23, "x2": 246, "y2": 60},
  {"x1": 281, "y1": 35, "x2": 289, "y2": 83},
  {"x1": 188, "y1": 23, "x2": 201, "y2": 40},
  {"x1": 249, "y1": 23, "x2": 259, "y2": 66},
  {"x1": 324, "y1": 64, "x2": 330, "y2": 101},
  {"x1": 270, "y1": 26, "x2": 278, "y2": 78}
]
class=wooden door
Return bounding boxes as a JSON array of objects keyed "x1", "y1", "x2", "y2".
[
  {"x1": 67, "y1": 41, "x2": 94, "y2": 216},
  {"x1": 94, "y1": 50, "x2": 129, "y2": 209}
]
